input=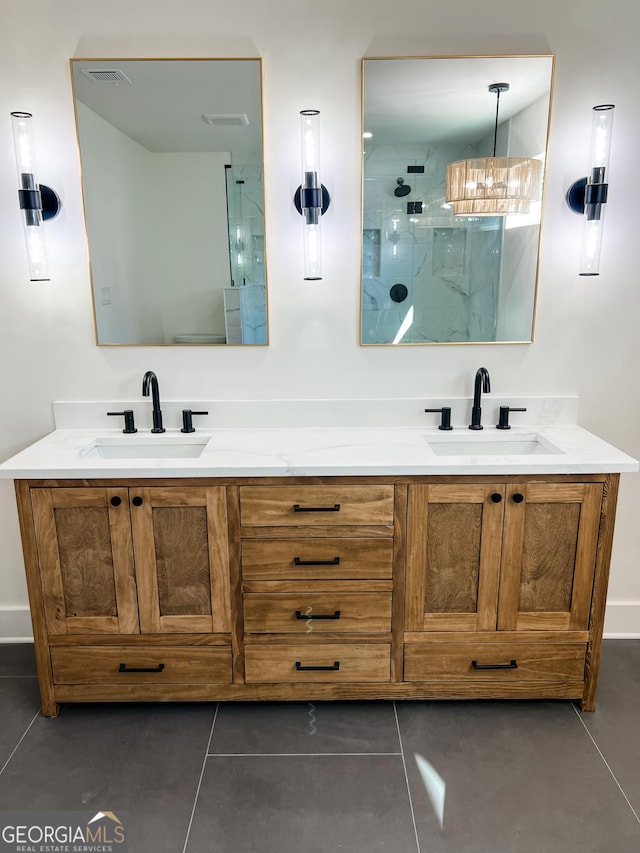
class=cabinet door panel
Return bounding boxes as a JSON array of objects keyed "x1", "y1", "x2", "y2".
[
  {"x1": 498, "y1": 484, "x2": 602, "y2": 631},
  {"x1": 406, "y1": 485, "x2": 504, "y2": 632},
  {"x1": 31, "y1": 488, "x2": 139, "y2": 635},
  {"x1": 131, "y1": 487, "x2": 231, "y2": 634}
]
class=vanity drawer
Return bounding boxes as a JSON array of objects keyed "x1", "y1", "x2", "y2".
[
  {"x1": 239, "y1": 485, "x2": 394, "y2": 527},
  {"x1": 50, "y1": 646, "x2": 233, "y2": 685},
  {"x1": 245, "y1": 643, "x2": 391, "y2": 683},
  {"x1": 243, "y1": 592, "x2": 392, "y2": 633},
  {"x1": 241, "y1": 538, "x2": 393, "y2": 580},
  {"x1": 403, "y1": 642, "x2": 587, "y2": 682}
]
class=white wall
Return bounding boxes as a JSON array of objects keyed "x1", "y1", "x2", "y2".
[
  {"x1": 148, "y1": 152, "x2": 231, "y2": 342},
  {"x1": 1, "y1": 0, "x2": 638, "y2": 634},
  {"x1": 76, "y1": 102, "x2": 148, "y2": 343}
]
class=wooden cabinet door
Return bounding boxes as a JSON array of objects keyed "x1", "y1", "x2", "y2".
[
  {"x1": 130, "y1": 487, "x2": 231, "y2": 634},
  {"x1": 405, "y1": 484, "x2": 505, "y2": 632},
  {"x1": 31, "y1": 487, "x2": 139, "y2": 635},
  {"x1": 498, "y1": 483, "x2": 603, "y2": 631}
]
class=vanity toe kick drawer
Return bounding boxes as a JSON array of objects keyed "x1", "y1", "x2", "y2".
[
  {"x1": 51, "y1": 646, "x2": 233, "y2": 685},
  {"x1": 403, "y1": 643, "x2": 587, "y2": 682},
  {"x1": 243, "y1": 592, "x2": 392, "y2": 633},
  {"x1": 245, "y1": 644, "x2": 391, "y2": 683},
  {"x1": 239, "y1": 485, "x2": 394, "y2": 526}
]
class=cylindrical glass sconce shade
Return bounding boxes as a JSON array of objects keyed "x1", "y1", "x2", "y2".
[
  {"x1": 579, "y1": 104, "x2": 614, "y2": 276},
  {"x1": 10, "y1": 111, "x2": 50, "y2": 280},
  {"x1": 300, "y1": 110, "x2": 323, "y2": 279},
  {"x1": 302, "y1": 222, "x2": 322, "y2": 280}
]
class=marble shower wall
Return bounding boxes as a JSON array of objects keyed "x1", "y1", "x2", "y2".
[{"x1": 361, "y1": 141, "x2": 502, "y2": 344}]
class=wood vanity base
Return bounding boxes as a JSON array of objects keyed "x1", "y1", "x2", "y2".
[{"x1": 14, "y1": 473, "x2": 619, "y2": 716}]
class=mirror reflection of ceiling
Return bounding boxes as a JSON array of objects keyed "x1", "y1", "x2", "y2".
[
  {"x1": 363, "y1": 56, "x2": 552, "y2": 145},
  {"x1": 72, "y1": 59, "x2": 263, "y2": 158}
]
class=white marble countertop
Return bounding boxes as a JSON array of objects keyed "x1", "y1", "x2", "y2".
[{"x1": 0, "y1": 423, "x2": 637, "y2": 479}]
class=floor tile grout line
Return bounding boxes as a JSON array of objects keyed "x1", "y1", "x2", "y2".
[
  {"x1": 206, "y1": 751, "x2": 404, "y2": 757},
  {"x1": 181, "y1": 703, "x2": 220, "y2": 853},
  {"x1": 0, "y1": 710, "x2": 40, "y2": 778},
  {"x1": 393, "y1": 702, "x2": 422, "y2": 853},
  {"x1": 572, "y1": 704, "x2": 640, "y2": 825}
]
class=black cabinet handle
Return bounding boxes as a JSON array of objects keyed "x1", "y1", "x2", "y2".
[
  {"x1": 293, "y1": 503, "x2": 341, "y2": 512},
  {"x1": 295, "y1": 661, "x2": 340, "y2": 671},
  {"x1": 131, "y1": 496, "x2": 143, "y2": 507},
  {"x1": 512, "y1": 493, "x2": 524, "y2": 503},
  {"x1": 119, "y1": 663, "x2": 165, "y2": 673},
  {"x1": 490, "y1": 493, "x2": 503, "y2": 503},
  {"x1": 294, "y1": 556, "x2": 340, "y2": 566},
  {"x1": 471, "y1": 659, "x2": 518, "y2": 670},
  {"x1": 110, "y1": 496, "x2": 121, "y2": 507},
  {"x1": 295, "y1": 610, "x2": 341, "y2": 620}
]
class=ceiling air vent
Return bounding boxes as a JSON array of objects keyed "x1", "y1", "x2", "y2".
[
  {"x1": 81, "y1": 69, "x2": 133, "y2": 85},
  {"x1": 202, "y1": 113, "x2": 250, "y2": 127}
]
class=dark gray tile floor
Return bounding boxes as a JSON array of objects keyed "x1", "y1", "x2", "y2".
[{"x1": 0, "y1": 641, "x2": 638, "y2": 853}]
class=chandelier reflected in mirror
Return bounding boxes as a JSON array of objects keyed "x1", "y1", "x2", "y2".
[{"x1": 445, "y1": 83, "x2": 543, "y2": 217}]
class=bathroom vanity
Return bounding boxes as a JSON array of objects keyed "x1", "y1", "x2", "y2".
[{"x1": 1, "y1": 399, "x2": 636, "y2": 716}]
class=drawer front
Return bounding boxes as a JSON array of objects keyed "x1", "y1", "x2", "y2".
[
  {"x1": 245, "y1": 644, "x2": 391, "y2": 683},
  {"x1": 51, "y1": 646, "x2": 233, "y2": 685},
  {"x1": 403, "y1": 643, "x2": 587, "y2": 682},
  {"x1": 243, "y1": 592, "x2": 392, "y2": 633},
  {"x1": 239, "y1": 485, "x2": 394, "y2": 527},
  {"x1": 242, "y1": 538, "x2": 393, "y2": 580}
]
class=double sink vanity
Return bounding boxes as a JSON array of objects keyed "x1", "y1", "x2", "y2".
[{"x1": 0, "y1": 385, "x2": 636, "y2": 717}]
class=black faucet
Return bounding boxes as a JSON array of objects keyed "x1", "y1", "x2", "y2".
[
  {"x1": 142, "y1": 371, "x2": 165, "y2": 433},
  {"x1": 469, "y1": 367, "x2": 491, "y2": 430}
]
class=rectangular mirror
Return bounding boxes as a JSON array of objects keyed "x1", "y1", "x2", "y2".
[
  {"x1": 71, "y1": 58, "x2": 268, "y2": 345},
  {"x1": 361, "y1": 55, "x2": 554, "y2": 345}
]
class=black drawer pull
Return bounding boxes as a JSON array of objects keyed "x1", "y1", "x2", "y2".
[
  {"x1": 131, "y1": 496, "x2": 143, "y2": 507},
  {"x1": 294, "y1": 556, "x2": 341, "y2": 566},
  {"x1": 471, "y1": 659, "x2": 518, "y2": 671},
  {"x1": 512, "y1": 493, "x2": 524, "y2": 503},
  {"x1": 110, "y1": 496, "x2": 121, "y2": 507},
  {"x1": 295, "y1": 661, "x2": 340, "y2": 671},
  {"x1": 490, "y1": 493, "x2": 502, "y2": 503},
  {"x1": 119, "y1": 663, "x2": 165, "y2": 673},
  {"x1": 293, "y1": 503, "x2": 341, "y2": 512},
  {"x1": 295, "y1": 610, "x2": 341, "y2": 620}
]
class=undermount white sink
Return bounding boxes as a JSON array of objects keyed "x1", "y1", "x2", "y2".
[
  {"x1": 427, "y1": 434, "x2": 564, "y2": 457},
  {"x1": 81, "y1": 436, "x2": 210, "y2": 459}
]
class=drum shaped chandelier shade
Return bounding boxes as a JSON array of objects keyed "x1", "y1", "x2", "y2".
[{"x1": 445, "y1": 83, "x2": 542, "y2": 217}]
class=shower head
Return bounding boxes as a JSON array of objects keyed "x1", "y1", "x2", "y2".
[{"x1": 394, "y1": 177, "x2": 411, "y2": 198}]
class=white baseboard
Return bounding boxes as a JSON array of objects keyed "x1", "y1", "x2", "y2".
[
  {"x1": 0, "y1": 603, "x2": 638, "y2": 643},
  {"x1": 0, "y1": 607, "x2": 33, "y2": 642},
  {"x1": 603, "y1": 602, "x2": 640, "y2": 638}
]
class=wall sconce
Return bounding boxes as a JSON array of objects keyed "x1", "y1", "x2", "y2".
[
  {"x1": 10, "y1": 111, "x2": 61, "y2": 281},
  {"x1": 293, "y1": 110, "x2": 330, "y2": 280},
  {"x1": 566, "y1": 104, "x2": 615, "y2": 276}
]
